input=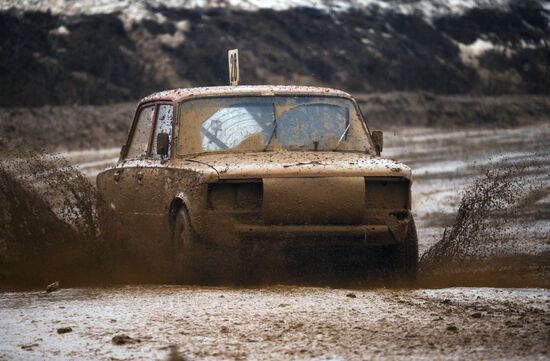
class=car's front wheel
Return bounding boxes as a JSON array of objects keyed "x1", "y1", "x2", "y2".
[
  {"x1": 382, "y1": 218, "x2": 419, "y2": 282},
  {"x1": 171, "y1": 206, "x2": 199, "y2": 281}
]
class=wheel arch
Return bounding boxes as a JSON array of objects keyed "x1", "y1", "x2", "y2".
[{"x1": 168, "y1": 192, "x2": 190, "y2": 232}]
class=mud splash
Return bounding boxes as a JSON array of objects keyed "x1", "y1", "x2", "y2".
[
  {"x1": 418, "y1": 163, "x2": 549, "y2": 288},
  {"x1": 1, "y1": 151, "x2": 547, "y2": 289},
  {"x1": 0, "y1": 151, "x2": 106, "y2": 286}
]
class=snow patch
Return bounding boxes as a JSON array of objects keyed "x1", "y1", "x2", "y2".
[
  {"x1": 159, "y1": 31, "x2": 186, "y2": 48},
  {"x1": 0, "y1": 0, "x2": 516, "y2": 27},
  {"x1": 49, "y1": 25, "x2": 70, "y2": 36},
  {"x1": 458, "y1": 38, "x2": 494, "y2": 66},
  {"x1": 176, "y1": 20, "x2": 191, "y2": 32}
]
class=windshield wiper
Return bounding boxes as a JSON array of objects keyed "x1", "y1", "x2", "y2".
[
  {"x1": 263, "y1": 123, "x2": 277, "y2": 152},
  {"x1": 263, "y1": 104, "x2": 277, "y2": 152},
  {"x1": 333, "y1": 122, "x2": 351, "y2": 151}
]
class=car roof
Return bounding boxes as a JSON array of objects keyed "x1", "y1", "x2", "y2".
[{"x1": 139, "y1": 85, "x2": 352, "y2": 104}]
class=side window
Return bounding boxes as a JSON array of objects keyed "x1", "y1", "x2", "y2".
[
  {"x1": 150, "y1": 104, "x2": 173, "y2": 159},
  {"x1": 126, "y1": 105, "x2": 155, "y2": 159}
]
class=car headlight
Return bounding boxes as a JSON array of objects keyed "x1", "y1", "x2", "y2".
[{"x1": 207, "y1": 181, "x2": 263, "y2": 210}]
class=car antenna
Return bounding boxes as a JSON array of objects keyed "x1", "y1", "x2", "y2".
[{"x1": 228, "y1": 49, "x2": 240, "y2": 86}]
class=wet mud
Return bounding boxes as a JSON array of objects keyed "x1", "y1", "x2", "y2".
[
  {"x1": 0, "y1": 286, "x2": 548, "y2": 360},
  {"x1": 0, "y1": 124, "x2": 548, "y2": 360},
  {"x1": 419, "y1": 163, "x2": 549, "y2": 288},
  {"x1": 1, "y1": 148, "x2": 548, "y2": 289},
  {"x1": 0, "y1": 151, "x2": 105, "y2": 286}
]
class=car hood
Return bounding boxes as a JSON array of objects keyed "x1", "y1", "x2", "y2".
[{"x1": 185, "y1": 151, "x2": 412, "y2": 181}]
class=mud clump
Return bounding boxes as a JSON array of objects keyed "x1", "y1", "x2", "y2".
[
  {"x1": 46, "y1": 281, "x2": 60, "y2": 292},
  {"x1": 112, "y1": 334, "x2": 140, "y2": 345},
  {"x1": 57, "y1": 327, "x2": 73, "y2": 334},
  {"x1": 419, "y1": 163, "x2": 548, "y2": 288},
  {"x1": 165, "y1": 346, "x2": 189, "y2": 361},
  {"x1": 0, "y1": 150, "x2": 105, "y2": 286}
]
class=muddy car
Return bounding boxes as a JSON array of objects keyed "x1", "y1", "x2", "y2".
[{"x1": 96, "y1": 85, "x2": 417, "y2": 280}]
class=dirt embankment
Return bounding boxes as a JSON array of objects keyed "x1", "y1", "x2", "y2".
[
  {"x1": 1, "y1": 93, "x2": 549, "y2": 152},
  {"x1": 1, "y1": 1, "x2": 549, "y2": 107},
  {"x1": 0, "y1": 102, "x2": 134, "y2": 151},
  {"x1": 357, "y1": 93, "x2": 550, "y2": 128}
]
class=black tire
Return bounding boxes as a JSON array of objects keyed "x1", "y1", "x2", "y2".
[{"x1": 385, "y1": 218, "x2": 419, "y2": 282}]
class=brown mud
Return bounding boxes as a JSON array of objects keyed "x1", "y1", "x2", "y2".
[
  {"x1": 1, "y1": 285, "x2": 548, "y2": 360},
  {"x1": 419, "y1": 163, "x2": 549, "y2": 288},
  {"x1": 1, "y1": 150, "x2": 547, "y2": 289},
  {"x1": 0, "y1": 151, "x2": 106, "y2": 286}
]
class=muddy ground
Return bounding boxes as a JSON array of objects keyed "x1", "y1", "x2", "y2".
[
  {"x1": 0, "y1": 286, "x2": 548, "y2": 360},
  {"x1": 0, "y1": 114, "x2": 548, "y2": 359}
]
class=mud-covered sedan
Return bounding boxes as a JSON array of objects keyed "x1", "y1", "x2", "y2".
[{"x1": 97, "y1": 85, "x2": 417, "y2": 280}]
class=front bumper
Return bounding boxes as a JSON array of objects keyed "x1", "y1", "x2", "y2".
[
  {"x1": 195, "y1": 207, "x2": 411, "y2": 247},
  {"x1": 235, "y1": 224, "x2": 397, "y2": 245}
]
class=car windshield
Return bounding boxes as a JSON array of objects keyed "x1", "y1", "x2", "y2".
[{"x1": 177, "y1": 96, "x2": 373, "y2": 155}]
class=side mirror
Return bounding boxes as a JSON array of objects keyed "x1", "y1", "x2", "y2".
[
  {"x1": 371, "y1": 130, "x2": 383, "y2": 155},
  {"x1": 156, "y1": 133, "x2": 170, "y2": 157}
]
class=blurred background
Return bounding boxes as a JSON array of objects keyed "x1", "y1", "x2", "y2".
[{"x1": 0, "y1": 0, "x2": 549, "y2": 151}]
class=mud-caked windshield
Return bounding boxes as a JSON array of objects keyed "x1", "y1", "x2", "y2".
[{"x1": 177, "y1": 96, "x2": 373, "y2": 155}]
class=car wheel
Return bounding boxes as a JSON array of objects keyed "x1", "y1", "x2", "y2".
[
  {"x1": 385, "y1": 218, "x2": 419, "y2": 282},
  {"x1": 171, "y1": 206, "x2": 199, "y2": 281}
]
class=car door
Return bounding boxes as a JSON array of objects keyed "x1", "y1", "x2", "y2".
[{"x1": 100, "y1": 102, "x2": 174, "y2": 223}]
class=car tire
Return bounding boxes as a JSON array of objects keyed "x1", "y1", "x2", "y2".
[
  {"x1": 171, "y1": 206, "x2": 199, "y2": 281},
  {"x1": 385, "y1": 218, "x2": 419, "y2": 282}
]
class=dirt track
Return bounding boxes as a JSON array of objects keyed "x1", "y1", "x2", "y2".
[
  {"x1": 0, "y1": 122, "x2": 549, "y2": 359},
  {"x1": 1, "y1": 286, "x2": 549, "y2": 360}
]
